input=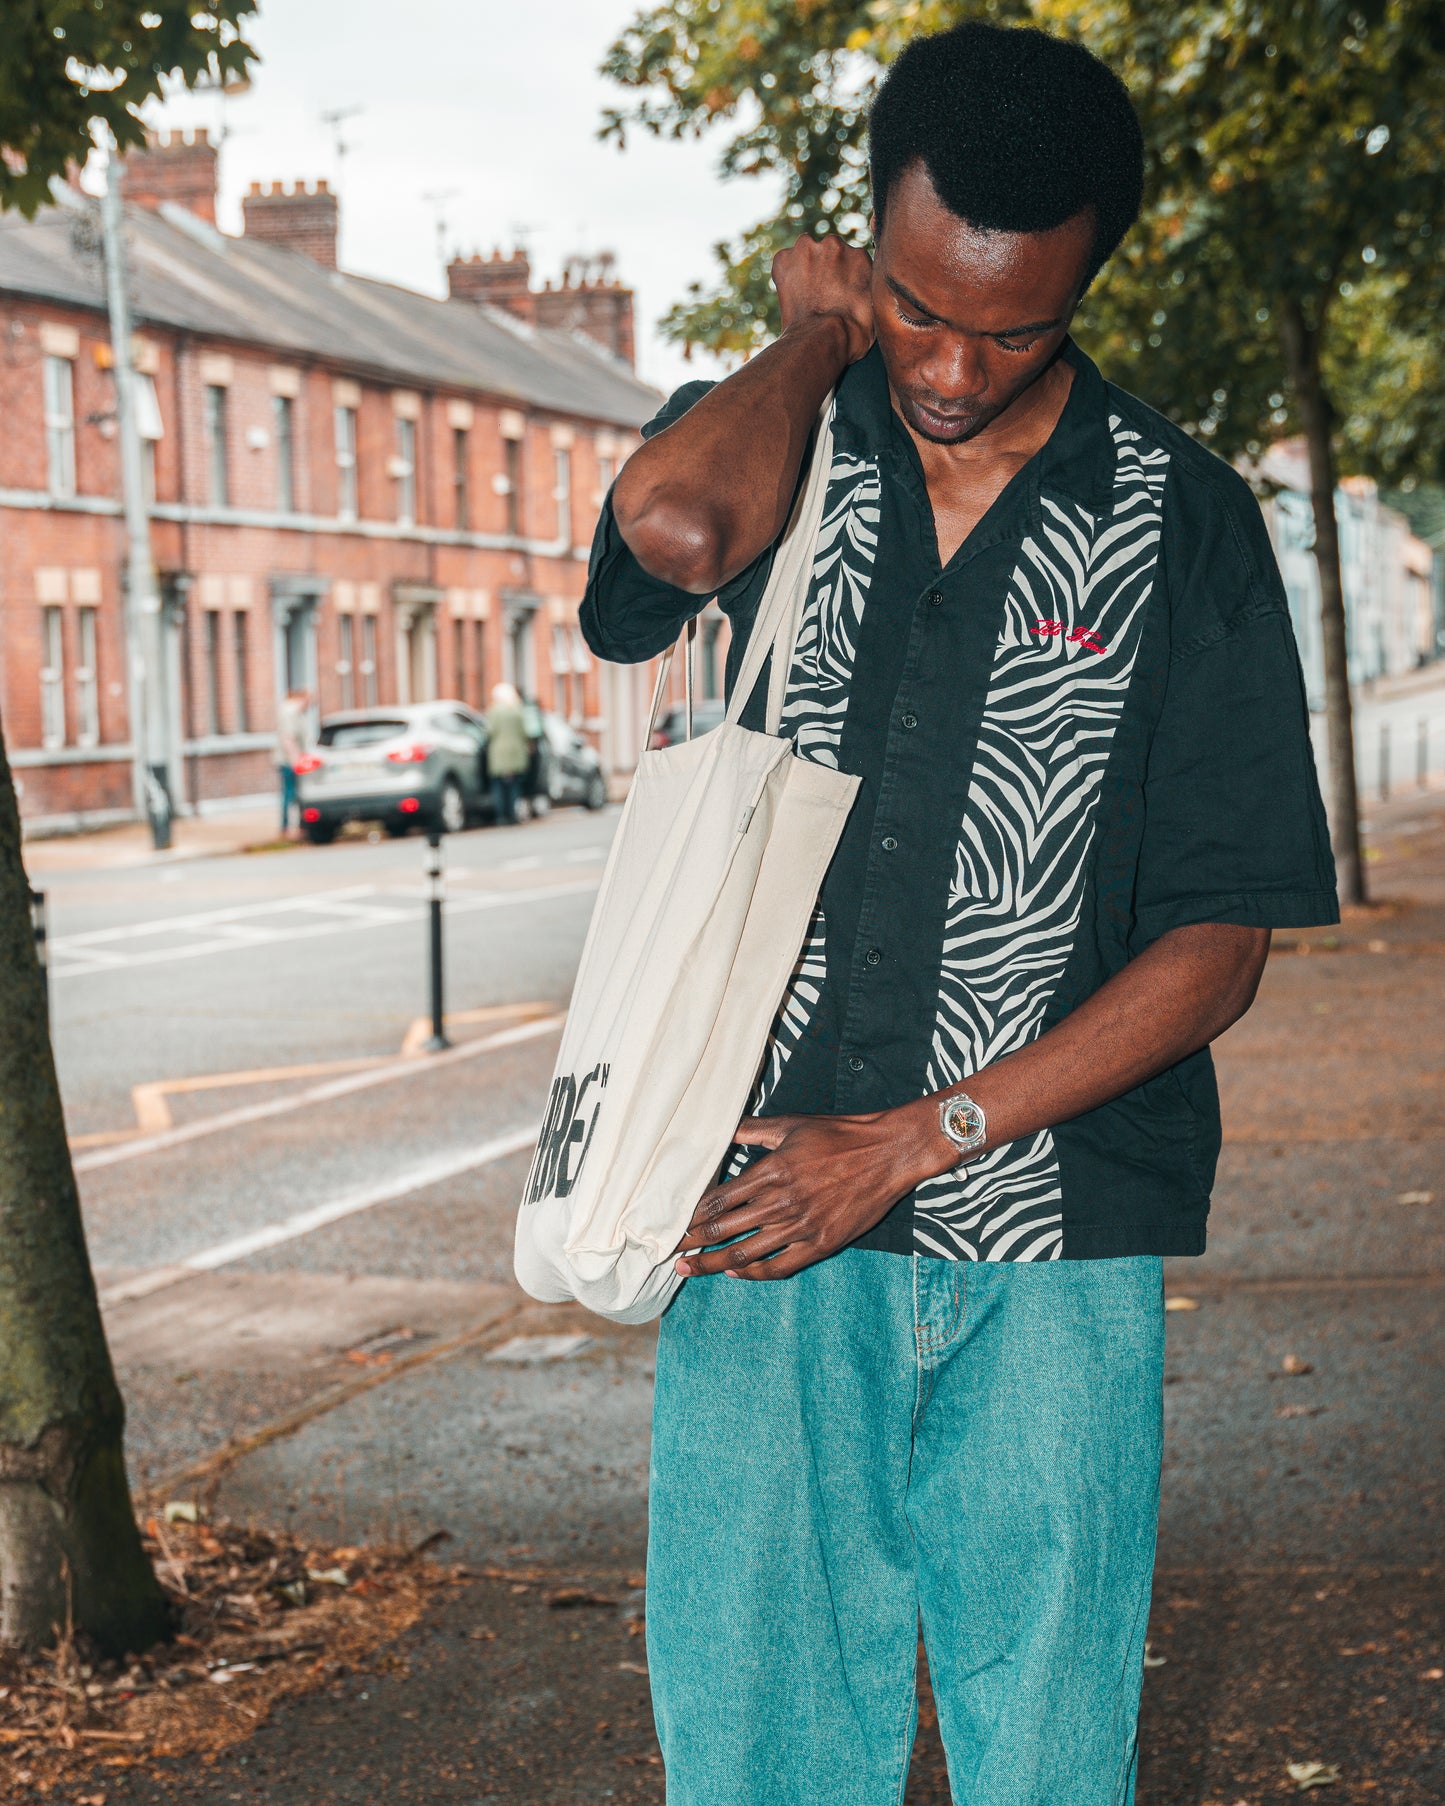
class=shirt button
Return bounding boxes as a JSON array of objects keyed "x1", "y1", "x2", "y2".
[
  {"x1": 847, "y1": 1055, "x2": 864, "y2": 1073},
  {"x1": 927, "y1": 590, "x2": 943, "y2": 608},
  {"x1": 866, "y1": 947, "x2": 882, "y2": 967},
  {"x1": 881, "y1": 835, "x2": 898, "y2": 852},
  {"x1": 901, "y1": 712, "x2": 918, "y2": 730}
]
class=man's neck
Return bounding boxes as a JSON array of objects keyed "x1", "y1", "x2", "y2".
[{"x1": 896, "y1": 352, "x2": 1075, "y2": 481}]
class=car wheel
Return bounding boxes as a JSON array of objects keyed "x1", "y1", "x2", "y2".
[
  {"x1": 584, "y1": 771, "x2": 608, "y2": 811},
  {"x1": 437, "y1": 777, "x2": 466, "y2": 835},
  {"x1": 303, "y1": 819, "x2": 338, "y2": 846}
]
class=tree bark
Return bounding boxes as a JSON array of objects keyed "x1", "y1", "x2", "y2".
[
  {"x1": 1280, "y1": 298, "x2": 1366, "y2": 907},
  {"x1": 0, "y1": 728, "x2": 168, "y2": 1654}
]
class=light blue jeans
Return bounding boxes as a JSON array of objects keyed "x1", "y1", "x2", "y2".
[{"x1": 647, "y1": 1248, "x2": 1164, "y2": 1806}]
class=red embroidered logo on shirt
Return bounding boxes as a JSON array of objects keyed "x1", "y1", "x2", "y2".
[{"x1": 1032, "y1": 619, "x2": 1107, "y2": 655}]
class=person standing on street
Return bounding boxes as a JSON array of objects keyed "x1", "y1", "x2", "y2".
[
  {"x1": 484, "y1": 682, "x2": 531, "y2": 825},
  {"x1": 581, "y1": 23, "x2": 1338, "y2": 1806},
  {"x1": 275, "y1": 685, "x2": 310, "y2": 837}
]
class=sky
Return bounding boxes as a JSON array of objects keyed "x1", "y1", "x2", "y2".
[{"x1": 145, "y1": 0, "x2": 777, "y2": 398}]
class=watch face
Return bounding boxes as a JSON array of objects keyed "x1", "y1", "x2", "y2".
[{"x1": 943, "y1": 1096, "x2": 986, "y2": 1149}]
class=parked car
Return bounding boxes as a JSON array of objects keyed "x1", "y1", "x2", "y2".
[
  {"x1": 649, "y1": 697, "x2": 726, "y2": 751},
  {"x1": 295, "y1": 702, "x2": 490, "y2": 843},
  {"x1": 536, "y1": 712, "x2": 609, "y2": 811}
]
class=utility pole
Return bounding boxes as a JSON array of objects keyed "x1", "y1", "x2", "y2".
[{"x1": 99, "y1": 143, "x2": 173, "y2": 850}]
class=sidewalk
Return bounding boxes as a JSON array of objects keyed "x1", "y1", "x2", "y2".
[
  {"x1": 71, "y1": 792, "x2": 1445, "y2": 1803},
  {"x1": 22, "y1": 802, "x2": 287, "y2": 875}
]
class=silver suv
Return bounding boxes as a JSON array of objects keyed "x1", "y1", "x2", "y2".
[{"x1": 296, "y1": 703, "x2": 490, "y2": 843}]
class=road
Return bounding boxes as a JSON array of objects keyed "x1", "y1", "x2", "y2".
[{"x1": 34, "y1": 804, "x2": 613, "y2": 1484}]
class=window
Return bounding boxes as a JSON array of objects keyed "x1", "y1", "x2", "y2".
[
  {"x1": 597, "y1": 449, "x2": 616, "y2": 497},
  {"x1": 203, "y1": 610, "x2": 222, "y2": 735},
  {"x1": 232, "y1": 612, "x2": 250, "y2": 733},
  {"x1": 136, "y1": 373, "x2": 163, "y2": 504},
  {"x1": 453, "y1": 428, "x2": 470, "y2": 530},
  {"x1": 553, "y1": 446, "x2": 572, "y2": 543},
  {"x1": 76, "y1": 606, "x2": 99, "y2": 747},
  {"x1": 360, "y1": 613, "x2": 378, "y2": 706},
  {"x1": 338, "y1": 613, "x2": 355, "y2": 710},
  {"x1": 274, "y1": 394, "x2": 296, "y2": 513},
  {"x1": 394, "y1": 416, "x2": 416, "y2": 525},
  {"x1": 40, "y1": 606, "x2": 65, "y2": 747},
  {"x1": 334, "y1": 405, "x2": 358, "y2": 519},
  {"x1": 453, "y1": 617, "x2": 466, "y2": 702},
  {"x1": 43, "y1": 356, "x2": 75, "y2": 498},
  {"x1": 504, "y1": 437, "x2": 522, "y2": 536},
  {"x1": 205, "y1": 384, "x2": 229, "y2": 506}
]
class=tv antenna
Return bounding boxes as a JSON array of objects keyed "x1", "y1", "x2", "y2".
[
  {"x1": 422, "y1": 188, "x2": 460, "y2": 270},
  {"x1": 320, "y1": 105, "x2": 364, "y2": 182}
]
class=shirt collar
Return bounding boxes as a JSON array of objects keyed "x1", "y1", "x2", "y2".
[{"x1": 832, "y1": 336, "x2": 1118, "y2": 521}]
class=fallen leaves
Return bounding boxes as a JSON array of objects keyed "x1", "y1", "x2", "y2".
[
  {"x1": 1281, "y1": 1354, "x2": 1315, "y2": 1376},
  {"x1": 1396, "y1": 1190, "x2": 1434, "y2": 1205},
  {"x1": 1287, "y1": 1760, "x2": 1341, "y2": 1790},
  {"x1": 0, "y1": 1505, "x2": 457, "y2": 1796},
  {"x1": 1165, "y1": 1295, "x2": 1201, "y2": 1312}
]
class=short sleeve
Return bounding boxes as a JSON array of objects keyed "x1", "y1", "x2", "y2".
[
  {"x1": 579, "y1": 380, "x2": 770, "y2": 666},
  {"x1": 1133, "y1": 467, "x2": 1339, "y2": 940}
]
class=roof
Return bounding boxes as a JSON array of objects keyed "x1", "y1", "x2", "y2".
[{"x1": 0, "y1": 193, "x2": 660, "y2": 429}]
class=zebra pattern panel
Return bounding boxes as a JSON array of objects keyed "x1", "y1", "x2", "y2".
[
  {"x1": 913, "y1": 416, "x2": 1172, "y2": 1262},
  {"x1": 724, "y1": 442, "x2": 881, "y2": 1177}
]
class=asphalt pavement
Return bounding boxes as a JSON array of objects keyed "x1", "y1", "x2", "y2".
[{"x1": 22, "y1": 789, "x2": 1445, "y2": 1803}]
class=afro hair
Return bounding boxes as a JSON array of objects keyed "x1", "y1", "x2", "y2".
[{"x1": 868, "y1": 22, "x2": 1144, "y2": 284}]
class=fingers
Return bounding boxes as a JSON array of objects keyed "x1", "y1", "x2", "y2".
[
  {"x1": 731, "y1": 1115, "x2": 794, "y2": 1148},
  {"x1": 678, "y1": 1222, "x2": 796, "y2": 1279}
]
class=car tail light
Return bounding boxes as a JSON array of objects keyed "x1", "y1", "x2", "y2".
[
  {"x1": 648, "y1": 728, "x2": 671, "y2": 751},
  {"x1": 386, "y1": 741, "x2": 432, "y2": 764},
  {"x1": 302, "y1": 807, "x2": 321, "y2": 823},
  {"x1": 399, "y1": 796, "x2": 421, "y2": 814},
  {"x1": 294, "y1": 753, "x2": 324, "y2": 774}
]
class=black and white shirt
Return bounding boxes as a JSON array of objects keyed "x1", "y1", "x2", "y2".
[{"x1": 581, "y1": 342, "x2": 1337, "y2": 1262}]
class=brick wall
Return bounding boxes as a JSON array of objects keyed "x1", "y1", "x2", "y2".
[{"x1": 0, "y1": 291, "x2": 645, "y2": 824}]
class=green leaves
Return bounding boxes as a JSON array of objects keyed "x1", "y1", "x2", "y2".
[
  {"x1": 0, "y1": 0, "x2": 260, "y2": 216},
  {"x1": 603, "y1": 0, "x2": 1445, "y2": 483}
]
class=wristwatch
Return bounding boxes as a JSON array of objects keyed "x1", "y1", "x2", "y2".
[{"x1": 938, "y1": 1091, "x2": 988, "y2": 1160}]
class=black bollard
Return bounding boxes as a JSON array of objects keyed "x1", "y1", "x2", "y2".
[
  {"x1": 423, "y1": 828, "x2": 450, "y2": 1052},
  {"x1": 29, "y1": 887, "x2": 49, "y2": 1030}
]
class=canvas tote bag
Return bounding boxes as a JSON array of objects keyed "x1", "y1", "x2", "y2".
[{"x1": 513, "y1": 403, "x2": 859, "y2": 1323}]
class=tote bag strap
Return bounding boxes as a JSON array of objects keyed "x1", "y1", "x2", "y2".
[
  {"x1": 641, "y1": 396, "x2": 836, "y2": 749},
  {"x1": 726, "y1": 395, "x2": 835, "y2": 737}
]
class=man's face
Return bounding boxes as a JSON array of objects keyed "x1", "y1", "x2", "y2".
[{"x1": 871, "y1": 160, "x2": 1095, "y2": 445}]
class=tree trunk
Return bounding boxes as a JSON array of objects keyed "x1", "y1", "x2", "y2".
[
  {"x1": 1280, "y1": 299, "x2": 1366, "y2": 907},
  {"x1": 0, "y1": 729, "x2": 168, "y2": 1655}
]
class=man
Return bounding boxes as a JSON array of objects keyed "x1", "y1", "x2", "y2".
[
  {"x1": 484, "y1": 682, "x2": 530, "y2": 824},
  {"x1": 582, "y1": 23, "x2": 1337, "y2": 1805},
  {"x1": 275, "y1": 685, "x2": 310, "y2": 836}
]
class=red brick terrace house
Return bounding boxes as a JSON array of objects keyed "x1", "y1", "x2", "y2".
[{"x1": 0, "y1": 130, "x2": 680, "y2": 832}]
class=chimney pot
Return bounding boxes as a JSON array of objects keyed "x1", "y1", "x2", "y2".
[{"x1": 120, "y1": 127, "x2": 219, "y2": 224}]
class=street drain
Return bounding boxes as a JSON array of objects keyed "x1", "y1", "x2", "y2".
[{"x1": 342, "y1": 1325, "x2": 435, "y2": 1365}]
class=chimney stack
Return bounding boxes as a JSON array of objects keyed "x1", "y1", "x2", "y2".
[
  {"x1": 446, "y1": 248, "x2": 535, "y2": 320},
  {"x1": 242, "y1": 179, "x2": 339, "y2": 269},
  {"x1": 120, "y1": 128, "x2": 218, "y2": 223},
  {"x1": 448, "y1": 247, "x2": 636, "y2": 367}
]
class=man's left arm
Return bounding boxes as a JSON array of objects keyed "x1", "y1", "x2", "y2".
[{"x1": 676, "y1": 921, "x2": 1266, "y2": 1279}]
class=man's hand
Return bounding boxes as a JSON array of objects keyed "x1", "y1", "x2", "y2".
[
  {"x1": 773, "y1": 235, "x2": 875, "y2": 366},
  {"x1": 675, "y1": 1106, "x2": 942, "y2": 1282}
]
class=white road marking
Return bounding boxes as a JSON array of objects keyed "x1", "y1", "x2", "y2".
[
  {"x1": 485, "y1": 1333, "x2": 592, "y2": 1364},
  {"x1": 97, "y1": 1123, "x2": 542, "y2": 1307},
  {"x1": 74, "y1": 1013, "x2": 563, "y2": 1172},
  {"x1": 501, "y1": 854, "x2": 545, "y2": 871},
  {"x1": 47, "y1": 878, "x2": 597, "y2": 978}
]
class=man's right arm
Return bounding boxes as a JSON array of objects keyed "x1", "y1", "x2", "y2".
[{"x1": 611, "y1": 237, "x2": 876, "y2": 595}]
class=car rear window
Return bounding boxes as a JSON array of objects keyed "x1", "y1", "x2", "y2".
[{"x1": 319, "y1": 719, "x2": 408, "y2": 749}]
